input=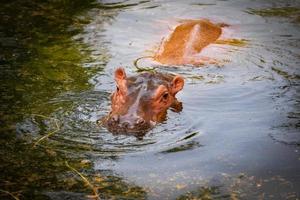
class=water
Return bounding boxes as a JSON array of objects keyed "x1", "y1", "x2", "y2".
[{"x1": 1, "y1": 0, "x2": 300, "y2": 199}]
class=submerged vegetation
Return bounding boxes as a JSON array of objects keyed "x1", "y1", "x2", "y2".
[
  {"x1": 0, "y1": 0, "x2": 97, "y2": 198},
  {"x1": 31, "y1": 114, "x2": 61, "y2": 148},
  {"x1": 247, "y1": 7, "x2": 300, "y2": 23},
  {"x1": 0, "y1": 0, "x2": 97, "y2": 132}
]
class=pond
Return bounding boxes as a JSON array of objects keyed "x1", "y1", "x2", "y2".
[{"x1": 0, "y1": 0, "x2": 299, "y2": 199}]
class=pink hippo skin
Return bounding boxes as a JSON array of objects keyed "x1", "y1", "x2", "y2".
[
  {"x1": 154, "y1": 19, "x2": 226, "y2": 65},
  {"x1": 102, "y1": 68, "x2": 184, "y2": 135}
]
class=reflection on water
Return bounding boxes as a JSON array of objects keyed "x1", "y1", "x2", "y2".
[{"x1": 1, "y1": 0, "x2": 300, "y2": 199}]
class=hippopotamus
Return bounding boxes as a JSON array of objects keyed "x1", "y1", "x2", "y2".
[
  {"x1": 102, "y1": 67, "x2": 184, "y2": 135},
  {"x1": 154, "y1": 19, "x2": 226, "y2": 65}
]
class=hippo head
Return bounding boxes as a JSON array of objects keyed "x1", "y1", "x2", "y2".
[{"x1": 103, "y1": 67, "x2": 184, "y2": 135}]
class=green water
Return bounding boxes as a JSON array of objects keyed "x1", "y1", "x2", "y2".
[
  {"x1": 1, "y1": 0, "x2": 300, "y2": 199},
  {"x1": 0, "y1": 0, "x2": 144, "y2": 199}
]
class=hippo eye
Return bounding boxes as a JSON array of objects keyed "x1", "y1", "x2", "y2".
[{"x1": 162, "y1": 92, "x2": 169, "y2": 100}]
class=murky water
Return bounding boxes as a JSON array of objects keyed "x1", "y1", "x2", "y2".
[{"x1": 1, "y1": 0, "x2": 300, "y2": 199}]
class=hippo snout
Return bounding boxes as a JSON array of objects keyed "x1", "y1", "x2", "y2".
[
  {"x1": 106, "y1": 114, "x2": 150, "y2": 134},
  {"x1": 108, "y1": 114, "x2": 146, "y2": 126}
]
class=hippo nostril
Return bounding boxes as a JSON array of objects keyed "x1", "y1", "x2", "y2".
[
  {"x1": 111, "y1": 115, "x2": 119, "y2": 123},
  {"x1": 123, "y1": 122, "x2": 130, "y2": 128},
  {"x1": 136, "y1": 118, "x2": 145, "y2": 125}
]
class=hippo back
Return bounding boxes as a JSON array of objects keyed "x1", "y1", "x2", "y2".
[{"x1": 154, "y1": 19, "x2": 222, "y2": 65}]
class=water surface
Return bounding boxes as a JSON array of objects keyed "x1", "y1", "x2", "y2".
[{"x1": 1, "y1": 0, "x2": 299, "y2": 199}]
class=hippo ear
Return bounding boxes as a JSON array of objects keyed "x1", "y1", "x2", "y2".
[
  {"x1": 114, "y1": 67, "x2": 127, "y2": 81},
  {"x1": 171, "y1": 75, "x2": 184, "y2": 95},
  {"x1": 114, "y1": 68, "x2": 127, "y2": 92}
]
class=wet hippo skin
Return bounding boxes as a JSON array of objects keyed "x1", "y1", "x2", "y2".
[
  {"x1": 154, "y1": 19, "x2": 225, "y2": 65},
  {"x1": 102, "y1": 68, "x2": 184, "y2": 135}
]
